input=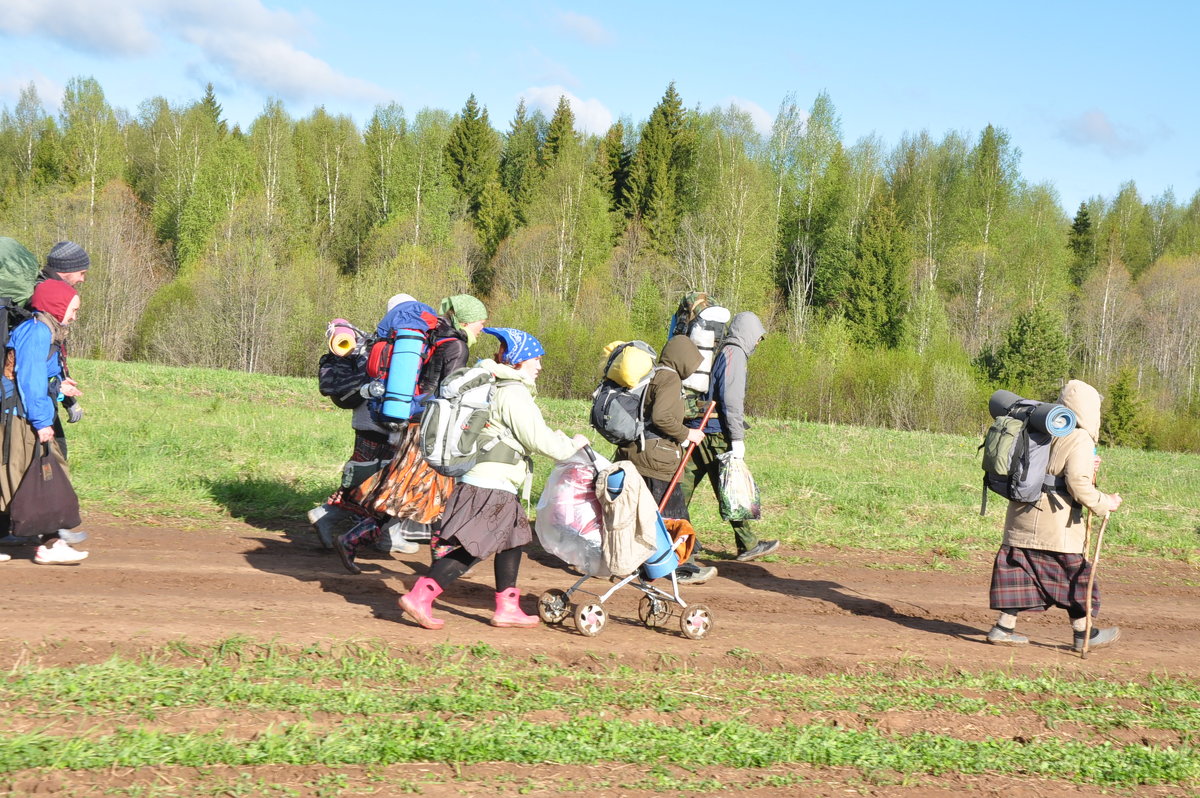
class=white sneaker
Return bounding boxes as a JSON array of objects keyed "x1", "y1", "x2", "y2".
[
  {"x1": 0, "y1": 552, "x2": 10, "y2": 562},
  {"x1": 34, "y1": 539, "x2": 88, "y2": 565}
]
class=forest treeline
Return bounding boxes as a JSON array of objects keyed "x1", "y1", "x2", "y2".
[{"x1": 1, "y1": 78, "x2": 1198, "y2": 451}]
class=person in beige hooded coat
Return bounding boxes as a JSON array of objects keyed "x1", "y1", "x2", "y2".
[
  {"x1": 397, "y1": 327, "x2": 589, "y2": 631},
  {"x1": 987, "y1": 379, "x2": 1125, "y2": 651}
]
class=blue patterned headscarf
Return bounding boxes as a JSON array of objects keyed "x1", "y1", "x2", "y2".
[{"x1": 484, "y1": 327, "x2": 545, "y2": 365}]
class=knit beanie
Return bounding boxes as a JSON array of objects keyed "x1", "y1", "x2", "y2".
[
  {"x1": 440, "y1": 294, "x2": 487, "y2": 326},
  {"x1": 386, "y1": 293, "x2": 416, "y2": 312},
  {"x1": 46, "y1": 241, "x2": 90, "y2": 274},
  {"x1": 30, "y1": 280, "x2": 80, "y2": 323}
]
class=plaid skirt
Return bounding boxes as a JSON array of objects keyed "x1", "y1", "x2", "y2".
[
  {"x1": 989, "y1": 545, "x2": 1099, "y2": 616},
  {"x1": 352, "y1": 423, "x2": 454, "y2": 525}
]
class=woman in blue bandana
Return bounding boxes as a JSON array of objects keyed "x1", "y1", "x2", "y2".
[{"x1": 398, "y1": 327, "x2": 589, "y2": 630}]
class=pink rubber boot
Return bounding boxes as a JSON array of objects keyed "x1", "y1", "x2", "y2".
[
  {"x1": 491, "y1": 587, "x2": 540, "y2": 628},
  {"x1": 399, "y1": 576, "x2": 445, "y2": 630}
]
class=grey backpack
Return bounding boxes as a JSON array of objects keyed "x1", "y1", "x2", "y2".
[
  {"x1": 418, "y1": 366, "x2": 520, "y2": 477},
  {"x1": 979, "y1": 390, "x2": 1078, "y2": 514}
]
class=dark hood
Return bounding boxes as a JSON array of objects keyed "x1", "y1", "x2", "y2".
[{"x1": 660, "y1": 335, "x2": 703, "y2": 379}]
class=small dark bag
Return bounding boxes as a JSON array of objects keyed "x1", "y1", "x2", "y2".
[{"x1": 9, "y1": 442, "x2": 81, "y2": 535}]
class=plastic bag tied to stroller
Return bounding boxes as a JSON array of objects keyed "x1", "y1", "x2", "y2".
[{"x1": 535, "y1": 451, "x2": 611, "y2": 578}]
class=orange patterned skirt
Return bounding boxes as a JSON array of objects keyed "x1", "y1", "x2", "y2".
[{"x1": 351, "y1": 423, "x2": 454, "y2": 524}]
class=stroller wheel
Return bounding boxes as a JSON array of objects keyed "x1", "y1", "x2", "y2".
[
  {"x1": 680, "y1": 604, "x2": 714, "y2": 640},
  {"x1": 574, "y1": 602, "x2": 607, "y2": 637},
  {"x1": 638, "y1": 595, "x2": 670, "y2": 628},
  {"x1": 538, "y1": 589, "x2": 570, "y2": 624}
]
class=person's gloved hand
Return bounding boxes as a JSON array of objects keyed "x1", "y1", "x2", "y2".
[
  {"x1": 729, "y1": 440, "x2": 746, "y2": 459},
  {"x1": 66, "y1": 403, "x2": 84, "y2": 423}
]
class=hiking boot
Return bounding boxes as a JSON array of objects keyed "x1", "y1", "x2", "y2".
[
  {"x1": 735, "y1": 539, "x2": 780, "y2": 562},
  {"x1": 986, "y1": 624, "x2": 1028, "y2": 646},
  {"x1": 49, "y1": 529, "x2": 88, "y2": 546},
  {"x1": 308, "y1": 503, "x2": 348, "y2": 550},
  {"x1": 0, "y1": 534, "x2": 40, "y2": 547},
  {"x1": 675, "y1": 564, "x2": 717, "y2": 585},
  {"x1": 34, "y1": 539, "x2": 88, "y2": 565},
  {"x1": 1073, "y1": 626, "x2": 1121, "y2": 652},
  {"x1": 334, "y1": 533, "x2": 362, "y2": 575}
]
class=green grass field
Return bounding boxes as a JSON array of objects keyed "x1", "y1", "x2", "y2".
[{"x1": 67, "y1": 358, "x2": 1200, "y2": 562}]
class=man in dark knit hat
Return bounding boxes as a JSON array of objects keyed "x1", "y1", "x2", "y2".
[{"x1": 40, "y1": 241, "x2": 90, "y2": 288}]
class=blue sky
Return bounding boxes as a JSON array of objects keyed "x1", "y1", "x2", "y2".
[{"x1": 2, "y1": 0, "x2": 1197, "y2": 213}]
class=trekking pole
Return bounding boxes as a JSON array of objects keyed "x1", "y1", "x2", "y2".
[
  {"x1": 1081, "y1": 512, "x2": 1111, "y2": 660},
  {"x1": 658, "y1": 401, "x2": 716, "y2": 514}
]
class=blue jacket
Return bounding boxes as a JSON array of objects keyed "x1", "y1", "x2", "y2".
[{"x1": 2, "y1": 317, "x2": 64, "y2": 430}]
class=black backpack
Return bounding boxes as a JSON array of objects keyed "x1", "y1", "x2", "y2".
[
  {"x1": 317, "y1": 350, "x2": 370, "y2": 410},
  {"x1": 979, "y1": 390, "x2": 1078, "y2": 514},
  {"x1": 589, "y1": 341, "x2": 660, "y2": 447}
]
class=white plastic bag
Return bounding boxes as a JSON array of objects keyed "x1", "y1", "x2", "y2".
[
  {"x1": 717, "y1": 452, "x2": 761, "y2": 521},
  {"x1": 535, "y1": 450, "x2": 612, "y2": 577}
]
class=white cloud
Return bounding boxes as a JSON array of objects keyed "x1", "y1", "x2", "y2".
[
  {"x1": 0, "y1": 0, "x2": 158, "y2": 55},
  {"x1": 0, "y1": 70, "x2": 65, "y2": 112},
  {"x1": 184, "y1": 30, "x2": 389, "y2": 103},
  {"x1": 0, "y1": 0, "x2": 387, "y2": 104},
  {"x1": 724, "y1": 96, "x2": 773, "y2": 137},
  {"x1": 519, "y1": 86, "x2": 613, "y2": 136},
  {"x1": 1056, "y1": 109, "x2": 1148, "y2": 158},
  {"x1": 555, "y1": 11, "x2": 614, "y2": 46}
]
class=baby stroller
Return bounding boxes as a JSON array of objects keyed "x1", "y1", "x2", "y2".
[{"x1": 535, "y1": 443, "x2": 716, "y2": 641}]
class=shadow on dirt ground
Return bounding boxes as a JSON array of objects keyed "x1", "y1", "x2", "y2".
[
  {"x1": 204, "y1": 477, "x2": 326, "y2": 541},
  {"x1": 712, "y1": 560, "x2": 984, "y2": 641}
]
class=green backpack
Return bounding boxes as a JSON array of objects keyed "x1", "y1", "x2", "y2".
[{"x1": 0, "y1": 237, "x2": 40, "y2": 347}]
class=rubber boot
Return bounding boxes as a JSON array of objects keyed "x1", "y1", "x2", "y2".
[
  {"x1": 490, "y1": 587, "x2": 540, "y2": 628},
  {"x1": 399, "y1": 576, "x2": 445, "y2": 630}
]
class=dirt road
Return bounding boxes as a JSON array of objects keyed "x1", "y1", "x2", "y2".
[{"x1": 3, "y1": 515, "x2": 1196, "y2": 679}]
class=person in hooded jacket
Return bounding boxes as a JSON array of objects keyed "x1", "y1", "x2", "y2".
[
  {"x1": 681, "y1": 311, "x2": 779, "y2": 563},
  {"x1": 987, "y1": 379, "x2": 1125, "y2": 651},
  {"x1": 333, "y1": 295, "x2": 488, "y2": 573},
  {"x1": 397, "y1": 327, "x2": 589, "y2": 630},
  {"x1": 615, "y1": 335, "x2": 711, "y2": 583}
]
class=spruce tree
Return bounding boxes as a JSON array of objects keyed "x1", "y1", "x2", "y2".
[
  {"x1": 500, "y1": 99, "x2": 541, "y2": 225},
  {"x1": 625, "y1": 83, "x2": 695, "y2": 251},
  {"x1": 594, "y1": 120, "x2": 630, "y2": 213},
  {"x1": 847, "y1": 194, "x2": 910, "y2": 347},
  {"x1": 542, "y1": 96, "x2": 578, "y2": 167},
  {"x1": 984, "y1": 304, "x2": 1071, "y2": 400},
  {"x1": 445, "y1": 95, "x2": 500, "y2": 220},
  {"x1": 1067, "y1": 202, "x2": 1096, "y2": 286},
  {"x1": 1101, "y1": 367, "x2": 1147, "y2": 448},
  {"x1": 200, "y1": 83, "x2": 228, "y2": 137}
]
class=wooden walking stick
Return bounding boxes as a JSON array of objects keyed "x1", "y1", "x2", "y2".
[{"x1": 1081, "y1": 512, "x2": 1111, "y2": 660}]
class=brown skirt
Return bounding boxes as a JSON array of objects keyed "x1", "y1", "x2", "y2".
[
  {"x1": 0, "y1": 416, "x2": 68, "y2": 511},
  {"x1": 352, "y1": 423, "x2": 454, "y2": 524},
  {"x1": 436, "y1": 482, "x2": 531, "y2": 560}
]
